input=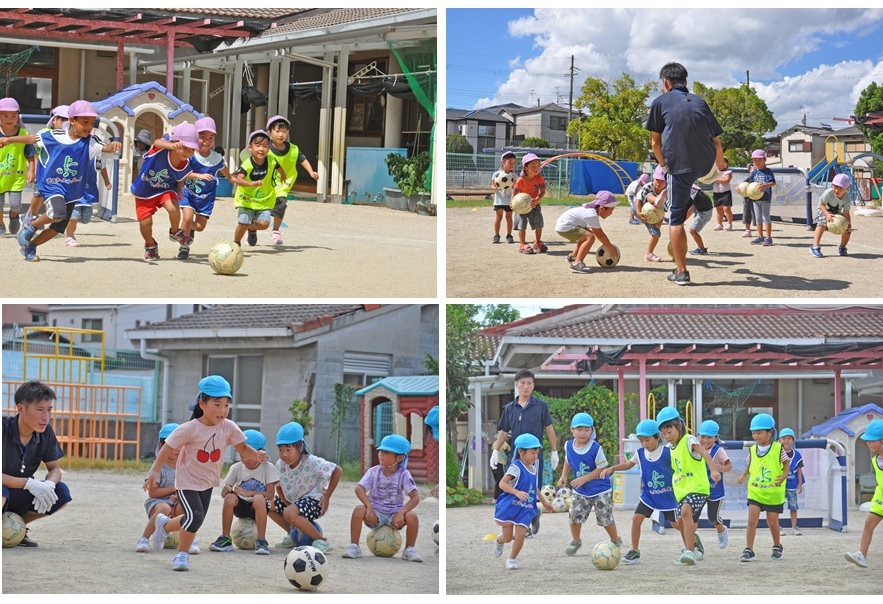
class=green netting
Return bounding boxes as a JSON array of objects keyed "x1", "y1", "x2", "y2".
[{"x1": 0, "y1": 47, "x2": 37, "y2": 96}]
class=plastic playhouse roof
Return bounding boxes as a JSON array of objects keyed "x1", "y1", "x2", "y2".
[
  {"x1": 92, "y1": 82, "x2": 202, "y2": 120},
  {"x1": 803, "y1": 403, "x2": 883, "y2": 438},
  {"x1": 355, "y1": 375, "x2": 439, "y2": 396}
]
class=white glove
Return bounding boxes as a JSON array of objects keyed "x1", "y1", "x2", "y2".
[
  {"x1": 490, "y1": 448, "x2": 500, "y2": 470},
  {"x1": 550, "y1": 451, "x2": 560, "y2": 471},
  {"x1": 25, "y1": 478, "x2": 58, "y2": 514}
]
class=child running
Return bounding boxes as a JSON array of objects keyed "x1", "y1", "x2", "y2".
[
  {"x1": 845, "y1": 419, "x2": 883, "y2": 568},
  {"x1": 512, "y1": 152, "x2": 547, "y2": 255},
  {"x1": 143, "y1": 375, "x2": 264, "y2": 571},
  {"x1": 21, "y1": 105, "x2": 67, "y2": 224},
  {"x1": 264, "y1": 115, "x2": 318, "y2": 246},
  {"x1": 635, "y1": 165, "x2": 667, "y2": 262},
  {"x1": 810, "y1": 173, "x2": 853, "y2": 258},
  {"x1": 557, "y1": 413, "x2": 621, "y2": 556},
  {"x1": 493, "y1": 433, "x2": 553, "y2": 570},
  {"x1": 779, "y1": 428, "x2": 804, "y2": 535},
  {"x1": 697, "y1": 420, "x2": 732, "y2": 548},
  {"x1": 230, "y1": 130, "x2": 287, "y2": 248},
  {"x1": 64, "y1": 152, "x2": 110, "y2": 247},
  {"x1": 0, "y1": 97, "x2": 36, "y2": 236},
  {"x1": 491, "y1": 150, "x2": 516, "y2": 243},
  {"x1": 555, "y1": 190, "x2": 618, "y2": 274}
]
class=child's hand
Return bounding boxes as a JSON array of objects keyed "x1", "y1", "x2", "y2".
[
  {"x1": 514, "y1": 489, "x2": 529, "y2": 502},
  {"x1": 570, "y1": 476, "x2": 587, "y2": 489},
  {"x1": 797, "y1": 484, "x2": 802, "y2": 495},
  {"x1": 310, "y1": 171, "x2": 318, "y2": 180},
  {"x1": 391, "y1": 511, "x2": 406, "y2": 529},
  {"x1": 556, "y1": 476, "x2": 566, "y2": 488},
  {"x1": 194, "y1": 173, "x2": 215, "y2": 182},
  {"x1": 599, "y1": 468, "x2": 611, "y2": 479},
  {"x1": 143, "y1": 471, "x2": 159, "y2": 491},
  {"x1": 774, "y1": 474, "x2": 786, "y2": 487},
  {"x1": 530, "y1": 197, "x2": 539, "y2": 208},
  {"x1": 170, "y1": 493, "x2": 178, "y2": 503},
  {"x1": 542, "y1": 501, "x2": 553, "y2": 512},
  {"x1": 711, "y1": 470, "x2": 721, "y2": 484},
  {"x1": 737, "y1": 475, "x2": 746, "y2": 485},
  {"x1": 257, "y1": 450, "x2": 268, "y2": 464},
  {"x1": 248, "y1": 180, "x2": 263, "y2": 187},
  {"x1": 430, "y1": 485, "x2": 439, "y2": 498},
  {"x1": 365, "y1": 508, "x2": 378, "y2": 526},
  {"x1": 318, "y1": 494, "x2": 330, "y2": 516},
  {"x1": 104, "y1": 181, "x2": 112, "y2": 190},
  {"x1": 0, "y1": 138, "x2": 8, "y2": 148},
  {"x1": 111, "y1": 142, "x2": 122, "y2": 153}
]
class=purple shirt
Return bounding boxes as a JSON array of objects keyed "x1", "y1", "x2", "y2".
[{"x1": 358, "y1": 464, "x2": 417, "y2": 515}]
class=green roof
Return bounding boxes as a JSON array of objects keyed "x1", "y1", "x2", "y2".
[{"x1": 355, "y1": 375, "x2": 439, "y2": 396}]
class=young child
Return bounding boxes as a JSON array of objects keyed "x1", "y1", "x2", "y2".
[
  {"x1": 736, "y1": 412, "x2": 790, "y2": 562},
  {"x1": 626, "y1": 174, "x2": 650, "y2": 225},
  {"x1": 810, "y1": 173, "x2": 853, "y2": 258},
  {"x1": 268, "y1": 421, "x2": 341, "y2": 553},
  {"x1": 136, "y1": 423, "x2": 200, "y2": 555},
  {"x1": 555, "y1": 190, "x2": 618, "y2": 274},
  {"x1": 0, "y1": 97, "x2": 36, "y2": 236},
  {"x1": 143, "y1": 375, "x2": 264, "y2": 571},
  {"x1": 697, "y1": 420, "x2": 732, "y2": 548},
  {"x1": 744, "y1": 149, "x2": 776, "y2": 246},
  {"x1": 130, "y1": 122, "x2": 199, "y2": 260},
  {"x1": 342, "y1": 434, "x2": 422, "y2": 562},
  {"x1": 211, "y1": 429, "x2": 279, "y2": 555},
  {"x1": 600, "y1": 419, "x2": 679, "y2": 564},
  {"x1": 230, "y1": 130, "x2": 287, "y2": 248},
  {"x1": 512, "y1": 152, "x2": 546, "y2": 255},
  {"x1": 265, "y1": 115, "x2": 318, "y2": 246},
  {"x1": 64, "y1": 152, "x2": 110, "y2": 247},
  {"x1": 845, "y1": 419, "x2": 883, "y2": 568},
  {"x1": 491, "y1": 150, "x2": 517, "y2": 243},
  {"x1": 635, "y1": 165, "x2": 667, "y2": 262},
  {"x1": 657, "y1": 406, "x2": 720, "y2": 566},
  {"x1": 492, "y1": 433, "x2": 553, "y2": 570},
  {"x1": 779, "y1": 428, "x2": 804, "y2": 535},
  {"x1": 5, "y1": 100, "x2": 121, "y2": 262},
  {"x1": 687, "y1": 185, "x2": 714, "y2": 255},
  {"x1": 557, "y1": 413, "x2": 621, "y2": 556},
  {"x1": 21, "y1": 105, "x2": 68, "y2": 224},
  {"x1": 712, "y1": 157, "x2": 734, "y2": 230}
]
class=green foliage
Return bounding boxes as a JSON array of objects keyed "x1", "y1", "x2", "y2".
[
  {"x1": 385, "y1": 151, "x2": 432, "y2": 198},
  {"x1": 446, "y1": 440, "x2": 462, "y2": 488},
  {"x1": 331, "y1": 383, "x2": 357, "y2": 462},
  {"x1": 856, "y1": 82, "x2": 883, "y2": 174},
  {"x1": 570, "y1": 73, "x2": 656, "y2": 161},
  {"x1": 522, "y1": 136, "x2": 552, "y2": 149},
  {"x1": 446, "y1": 134, "x2": 474, "y2": 154},
  {"x1": 446, "y1": 484, "x2": 485, "y2": 507},
  {"x1": 692, "y1": 82, "x2": 776, "y2": 166},
  {"x1": 422, "y1": 354, "x2": 439, "y2": 375},
  {"x1": 289, "y1": 399, "x2": 313, "y2": 436}
]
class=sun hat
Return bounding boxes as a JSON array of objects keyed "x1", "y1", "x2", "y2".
[
  {"x1": 189, "y1": 375, "x2": 233, "y2": 410},
  {"x1": 571, "y1": 413, "x2": 594, "y2": 428},
  {"x1": 635, "y1": 419, "x2": 660, "y2": 437},
  {"x1": 593, "y1": 191, "x2": 618, "y2": 207},
  {"x1": 656, "y1": 406, "x2": 681, "y2": 425},
  {"x1": 194, "y1": 116, "x2": 217, "y2": 134},
  {"x1": 265, "y1": 115, "x2": 290, "y2": 130},
  {"x1": 424, "y1": 405, "x2": 439, "y2": 439},
  {"x1": 832, "y1": 173, "x2": 851, "y2": 188},
  {"x1": 751, "y1": 149, "x2": 766, "y2": 159},
  {"x1": 653, "y1": 165, "x2": 666, "y2": 181},
  {"x1": 638, "y1": 174, "x2": 650, "y2": 185},
  {"x1": 860, "y1": 420, "x2": 883, "y2": 441},
  {"x1": 158, "y1": 423, "x2": 180, "y2": 440},
  {"x1": 377, "y1": 434, "x2": 411, "y2": 455},
  {"x1": 48, "y1": 105, "x2": 69, "y2": 127},
  {"x1": 513, "y1": 433, "x2": 542, "y2": 450},
  {"x1": 750, "y1": 413, "x2": 775, "y2": 431},
  {"x1": 247, "y1": 129, "x2": 270, "y2": 145},
  {"x1": 501, "y1": 150, "x2": 516, "y2": 161},
  {"x1": 521, "y1": 152, "x2": 540, "y2": 166},
  {"x1": 0, "y1": 97, "x2": 20, "y2": 112},
  {"x1": 243, "y1": 429, "x2": 267, "y2": 451},
  {"x1": 698, "y1": 420, "x2": 720, "y2": 437},
  {"x1": 170, "y1": 123, "x2": 199, "y2": 150},
  {"x1": 276, "y1": 422, "x2": 306, "y2": 446},
  {"x1": 135, "y1": 128, "x2": 153, "y2": 146},
  {"x1": 68, "y1": 100, "x2": 98, "y2": 118}
]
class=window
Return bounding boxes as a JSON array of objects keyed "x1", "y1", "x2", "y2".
[
  {"x1": 549, "y1": 116, "x2": 567, "y2": 131},
  {"x1": 206, "y1": 354, "x2": 264, "y2": 430},
  {"x1": 400, "y1": 96, "x2": 432, "y2": 155},
  {"x1": 787, "y1": 140, "x2": 810, "y2": 153},
  {"x1": 81, "y1": 318, "x2": 103, "y2": 342},
  {"x1": 845, "y1": 141, "x2": 866, "y2": 153},
  {"x1": 343, "y1": 351, "x2": 391, "y2": 386},
  {"x1": 0, "y1": 44, "x2": 58, "y2": 114},
  {"x1": 347, "y1": 59, "x2": 387, "y2": 136},
  {"x1": 478, "y1": 124, "x2": 496, "y2": 137}
]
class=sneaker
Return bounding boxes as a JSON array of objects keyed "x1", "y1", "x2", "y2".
[
  {"x1": 402, "y1": 546, "x2": 423, "y2": 562},
  {"x1": 152, "y1": 514, "x2": 170, "y2": 552},
  {"x1": 694, "y1": 533, "x2": 705, "y2": 558},
  {"x1": 565, "y1": 540, "x2": 582, "y2": 556},
  {"x1": 839, "y1": 245, "x2": 848, "y2": 256},
  {"x1": 791, "y1": 526, "x2": 802, "y2": 536},
  {"x1": 177, "y1": 245, "x2": 190, "y2": 260},
  {"x1": 533, "y1": 241, "x2": 548, "y2": 253},
  {"x1": 845, "y1": 551, "x2": 868, "y2": 568},
  {"x1": 255, "y1": 538, "x2": 270, "y2": 555},
  {"x1": 717, "y1": 526, "x2": 729, "y2": 549},
  {"x1": 342, "y1": 543, "x2": 363, "y2": 559},
  {"x1": 506, "y1": 234, "x2": 515, "y2": 244},
  {"x1": 17, "y1": 220, "x2": 36, "y2": 247},
  {"x1": 771, "y1": 544, "x2": 784, "y2": 560},
  {"x1": 492, "y1": 234, "x2": 501, "y2": 244},
  {"x1": 530, "y1": 514, "x2": 540, "y2": 536},
  {"x1": 136, "y1": 536, "x2": 150, "y2": 553},
  {"x1": 566, "y1": 253, "x2": 576, "y2": 263},
  {"x1": 667, "y1": 270, "x2": 691, "y2": 286},
  {"x1": 247, "y1": 229, "x2": 258, "y2": 246},
  {"x1": 311, "y1": 539, "x2": 333, "y2": 553},
  {"x1": 742, "y1": 230, "x2": 752, "y2": 237},
  {"x1": 810, "y1": 245, "x2": 823, "y2": 258},
  {"x1": 506, "y1": 557, "x2": 519, "y2": 570},
  {"x1": 519, "y1": 244, "x2": 534, "y2": 255},
  {"x1": 524, "y1": 528, "x2": 533, "y2": 539},
  {"x1": 276, "y1": 534, "x2": 295, "y2": 549},
  {"x1": 629, "y1": 217, "x2": 642, "y2": 225},
  {"x1": 9, "y1": 214, "x2": 20, "y2": 234},
  {"x1": 189, "y1": 539, "x2": 201, "y2": 555},
  {"x1": 622, "y1": 549, "x2": 641, "y2": 564},
  {"x1": 676, "y1": 549, "x2": 696, "y2": 566},
  {"x1": 172, "y1": 551, "x2": 190, "y2": 571},
  {"x1": 64, "y1": 236, "x2": 80, "y2": 247},
  {"x1": 169, "y1": 228, "x2": 193, "y2": 245},
  {"x1": 144, "y1": 244, "x2": 160, "y2": 261},
  {"x1": 690, "y1": 247, "x2": 708, "y2": 255},
  {"x1": 713, "y1": 224, "x2": 723, "y2": 231},
  {"x1": 492, "y1": 539, "x2": 504, "y2": 558},
  {"x1": 763, "y1": 237, "x2": 773, "y2": 246},
  {"x1": 740, "y1": 547, "x2": 756, "y2": 562},
  {"x1": 570, "y1": 261, "x2": 591, "y2": 274},
  {"x1": 644, "y1": 252, "x2": 661, "y2": 262},
  {"x1": 726, "y1": 223, "x2": 734, "y2": 231},
  {"x1": 209, "y1": 534, "x2": 233, "y2": 552},
  {"x1": 21, "y1": 244, "x2": 39, "y2": 262},
  {"x1": 17, "y1": 529, "x2": 37, "y2": 547},
  {"x1": 613, "y1": 538, "x2": 623, "y2": 548},
  {"x1": 750, "y1": 236, "x2": 764, "y2": 245},
  {"x1": 271, "y1": 230, "x2": 283, "y2": 245}
]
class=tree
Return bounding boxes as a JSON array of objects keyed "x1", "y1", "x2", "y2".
[
  {"x1": 569, "y1": 73, "x2": 656, "y2": 161},
  {"x1": 446, "y1": 133, "x2": 474, "y2": 154},
  {"x1": 855, "y1": 81, "x2": 883, "y2": 172},
  {"x1": 522, "y1": 136, "x2": 551, "y2": 149},
  {"x1": 692, "y1": 82, "x2": 776, "y2": 166}
]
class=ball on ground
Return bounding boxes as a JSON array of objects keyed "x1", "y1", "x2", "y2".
[
  {"x1": 290, "y1": 520, "x2": 323, "y2": 547},
  {"x1": 591, "y1": 541, "x2": 621, "y2": 570},
  {"x1": 555, "y1": 486, "x2": 572, "y2": 499},
  {"x1": 164, "y1": 531, "x2": 179, "y2": 549},
  {"x1": 432, "y1": 521, "x2": 440, "y2": 546},
  {"x1": 231, "y1": 517, "x2": 258, "y2": 550},
  {"x1": 595, "y1": 244, "x2": 620, "y2": 268},
  {"x1": 284, "y1": 545, "x2": 329, "y2": 591},
  {"x1": 208, "y1": 240, "x2": 244, "y2": 275},
  {"x1": 2, "y1": 512, "x2": 26, "y2": 548},
  {"x1": 541, "y1": 484, "x2": 556, "y2": 501},
  {"x1": 551, "y1": 497, "x2": 568, "y2": 513},
  {"x1": 511, "y1": 192, "x2": 534, "y2": 215},
  {"x1": 366, "y1": 525, "x2": 402, "y2": 557}
]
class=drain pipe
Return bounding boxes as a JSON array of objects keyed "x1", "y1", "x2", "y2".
[{"x1": 138, "y1": 338, "x2": 171, "y2": 425}]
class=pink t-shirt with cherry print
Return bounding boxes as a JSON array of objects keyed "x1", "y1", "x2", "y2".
[{"x1": 165, "y1": 418, "x2": 246, "y2": 491}]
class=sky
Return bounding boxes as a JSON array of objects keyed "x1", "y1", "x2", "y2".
[{"x1": 446, "y1": 8, "x2": 883, "y2": 133}]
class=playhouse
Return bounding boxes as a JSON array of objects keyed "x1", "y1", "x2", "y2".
[{"x1": 356, "y1": 375, "x2": 439, "y2": 484}]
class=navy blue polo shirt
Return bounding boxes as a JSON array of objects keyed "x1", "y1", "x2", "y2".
[
  {"x1": 2, "y1": 415, "x2": 64, "y2": 478},
  {"x1": 497, "y1": 395, "x2": 553, "y2": 443},
  {"x1": 646, "y1": 84, "x2": 723, "y2": 176}
]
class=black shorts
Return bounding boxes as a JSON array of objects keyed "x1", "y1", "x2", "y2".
[
  {"x1": 49, "y1": 201, "x2": 77, "y2": 234},
  {"x1": 713, "y1": 191, "x2": 733, "y2": 207},
  {"x1": 493, "y1": 205, "x2": 513, "y2": 213},
  {"x1": 635, "y1": 500, "x2": 677, "y2": 524},
  {"x1": 747, "y1": 498, "x2": 784, "y2": 514},
  {"x1": 233, "y1": 495, "x2": 271, "y2": 519},
  {"x1": 676, "y1": 493, "x2": 708, "y2": 522},
  {"x1": 270, "y1": 196, "x2": 288, "y2": 219}
]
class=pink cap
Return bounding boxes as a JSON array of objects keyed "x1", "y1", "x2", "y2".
[
  {"x1": 522, "y1": 153, "x2": 540, "y2": 166},
  {"x1": 751, "y1": 149, "x2": 766, "y2": 159},
  {"x1": 194, "y1": 117, "x2": 217, "y2": 134},
  {"x1": 593, "y1": 190, "x2": 618, "y2": 207},
  {"x1": 638, "y1": 174, "x2": 650, "y2": 185},
  {"x1": 248, "y1": 129, "x2": 270, "y2": 145},
  {"x1": 170, "y1": 123, "x2": 199, "y2": 150},
  {"x1": 0, "y1": 97, "x2": 20, "y2": 112},
  {"x1": 832, "y1": 173, "x2": 851, "y2": 188},
  {"x1": 653, "y1": 166, "x2": 666, "y2": 181},
  {"x1": 68, "y1": 100, "x2": 98, "y2": 118},
  {"x1": 265, "y1": 115, "x2": 290, "y2": 130}
]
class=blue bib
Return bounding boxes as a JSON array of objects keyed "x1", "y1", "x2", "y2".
[
  {"x1": 182, "y1": 151, "x2": 225, "y2": 205},
  {"x1": 637, "y1": 446, "x2": 677, "y2": 511},
  {"x1": 493, "y1": 458, "x2": 539, "y2": 527},
  {"x1": 565, "y1": 439, "x2": 611, "y2": 498},
  {"x1": 786, "y1": 449, "x2": 803, "y2": 490},
  {"x1": 130, "y1": 146, "x2": 191, "y2": 199},
  {"x1": 36, "y1": 130, "x2": 93, "y2": 202},
  {"x1": 705, "y1": 443, "x2": 725, "y2": 500}
]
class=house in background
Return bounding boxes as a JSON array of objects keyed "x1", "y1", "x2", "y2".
[
  {"x1": 777, "y1": 124, "x2": 870, "y2": 171},
  {"x1": 495, "y1": 102, "x2": 572, "y2": 148},
  {"x1": 446, "y1": 108, "x2": 511, "y2": 153},
  {"x1": 47, "y1": 305, "x2": 203, "y2": 350}
]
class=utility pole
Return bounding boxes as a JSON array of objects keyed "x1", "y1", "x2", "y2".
[
  {"x1": 568, "y1": 55, "x2": 576, "y2": 150},
  {"x1": 746, "y1": 70, "x2": 750, "y2": 88}
]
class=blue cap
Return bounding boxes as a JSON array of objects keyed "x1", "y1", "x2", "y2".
[
  {"x1": 424, "y1": 406, "x2": 439, "y2": 439},
  {"x1": 698, "y1": 420, "x2": 720, "y2": 437},
  {"x1": 514, "y1": 433, "x2": 542, "y2": 450},
  {"x1": 571, "y1": 413, "x2": 594, "y2": 428},
  {"x1": 377, "y1": 434, "x2": 411, "y2": 455},
  {"x1": 276, "y1": 422, "x2": 305, "y2": 446},
  {"x1": 779, "y1": 428, "x2": 796, "y2": 439},
  {"x1": 635, "y1": 419, "x2": 660, "y2": 437},
  {"x1": 861, "y1": 420, "x2": 883, "y2": 441},
  {"x1": 189, "y1": 375, "x2": 233, "y2": 410},
  {"x1": 750, "y1": 413, "x2": 775, "y2": 431},
  {"x1": 656, "y1": 407, "x2": 681, "y2": 425},
  {"x1": 243, "y1": 429, "x2": 267, "y2": 451},
  {"x1": 158, "y1": 423, "x2": 179, "y2": 439}
]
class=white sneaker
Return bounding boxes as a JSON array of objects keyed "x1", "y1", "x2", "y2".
[
  {"x1": 791, "y1": 526, "x2": 802, "y2": 536},
  {"x1": 506, "y1": 557, "x2": 519, "y2": 570},
  {"x1": 311, "y1": 539, "x2": 333, "y2": 553},
  {"x1": 845, "y1": 551, "x2": 868, "y2": 568},
  {"x1": 402, "y1": 546, "x2": 423, "y2": 562},
  {"x1": 136, "y1": 536, "x2": 150, "y2": 553},
  {"x1": 189, "y1": 538, "x2": 201, "y2": 555},
  {"x1": 342, "y1": 543, "x2": 362, "y2": 559},
  {"x1": 152, "y1": 514, "x2": 170, "y2": 552},
  {"x1": 717, "y1": 526, "x2": 729, "y2": 549},
  {"x1": 493, "y1": 539, "x2": 504, "y2": 558}
]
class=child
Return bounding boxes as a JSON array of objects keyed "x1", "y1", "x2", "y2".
[
  {"x1": 64, "y1": 152, "x2": 110, "y2": 247},
  {"x1": 845, "y1": 419, "x2": 883, "y2": 568},
  {"x1": 230, "y1": 130, "x2": 287, "y2": 248},
  {"x1": 130, "y1": 123, "x2": 199, "y2": 260},
  {"x1": 657, "y1": 406, "x2": 721, "y2": 565},
  {"x1": 697, "y1": 420, "x2": 732, "y2": 548},
  {"x1": 491, "y1": 441, "x2": 511, "y2": 502},
  {"x1": 557, "y1": 413, "x2": 621, "y2": 556},
  {"x1": 265, "y1": 115, "x2": 318, "y2": 246},
  {"x1": 511, "y1": 152, "x2": 546, "y2": 255},
  {"x1": 744, "y1": 149, "x2": 776, "y2": 246},
  {"x1": 211, "y1": 429, "x2": 279, "y2": 555},
  {"x1": 810, "y1": 173, "x2": 852, "y2": 258},
  {"x1": 555, "y1": 190, "x2": 618, "y2": 274},
  {"x1": 779, "y1": 428, "x2": 804, "y2": 535},
  {"x1": 712, "y1": 157, "x2": 734, "y2": 230},
  {"x1": 6, "y1": 100, "x2": 121, "y2": 262},
  {"x1": 492, "y1": 433, "x2": 553, "y2": 570},
  {"x1": 176, "y1": 116, "x2": 235, "y2": 259},
  {"x1": 635, "y1": 166, "x2": 667, "y2": 262},
  {"x1": 491, "y1": 150, "x2": 516, "y2": 243},
  {"x1": 736, "y1": 412, "x2": 790, "y2": 562},
  {"x1": 600, "y1": 419, "x2": 679, "y2": 564},
  {"x1": 136, "y1": 423, "x2": 200, "y2": 555},
  {"x1": 625, "y1": 174, "x2": 650, "y2": 225},
  {"x1": 21, "y1": 105, "x2": 68, "y2": 224},
  {"x1": 687, "y1": 185, "x2": 714, "y2": 255},
  {"x1": 0, "y1": 97, "x2": 36, "y2": 236},
  {"x1": 342, "y1": 434, "x2": 422, "y2": 562},
  {"x1": 143, "y1": 375, "x2": 264, "y2": 571},
  {"x1": 269, "y1": 421, "x2": 341, "y2": 553}
]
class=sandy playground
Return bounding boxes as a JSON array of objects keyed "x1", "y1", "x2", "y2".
[
  {"x1": 0, "y1": 193, "x2": 437, "y2": 298},
  {"x1": 446, "y1": 205, "x2": 883, "y2": 298},
  {"x1": 446, "y1": 501, "x2": 879, "y2": 595},
  {"x1": 1, "y1": 469, "x2": 439, "y2": 594}
]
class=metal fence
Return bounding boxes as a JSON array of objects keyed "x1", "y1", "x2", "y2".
[{"x1": 446, "y1": 152, "x2": 570, "y2": 198}]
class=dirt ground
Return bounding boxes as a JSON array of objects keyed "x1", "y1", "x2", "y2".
[
  {"x1": 446, "y1": 205, "x2": 883, "y2": 298},
  {"x1": 0, "y1": 193, "x2": 437, "y2": 298},
  {"x1": 1, "y1": 469, "x2": 439, "y2": 594},
  {"x1": 446, "y1": 502, "x2": 879, "y2": 595}
]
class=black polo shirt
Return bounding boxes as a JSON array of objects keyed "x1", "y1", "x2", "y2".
[
  {"x1": 497, "y1": 395, "x2": 553, "y2": 444},
  {"x1": 2, "y1": 415, "x2": 64, "y2": 479},
  {"x1": 646, "y1": 84, "x2": 723, "y2": 176}
]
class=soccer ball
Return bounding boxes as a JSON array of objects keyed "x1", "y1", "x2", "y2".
[
  {"x1": 2, "y1": 512, "x2": 26, "y2": 548},
  {"x1": 164, "y1": 531, "x2": 179, "y2": 549},
  {"x1": 208, "y1": 240, "x2": 244, "y2": 275},
  {"x1": 556, "y1": 486, "x2": 572, "y2": 500},
  {"x1": 284, "y1": 545, "x2": 329, "y2": 591},
  {"x1": 511, "y1": 192, "x2": 534, "y2": 215},
  {"x1": 432, "y1": 521, "x2": 439, "y2": 546},
  {"x1": 564, "y1": 496, "x2": 573, "y2": 510},
  {"x1": 551, "y1": 497, "x2": 568, "y2": 513},
  {"x1": 734, "y1": 181, "x2": 749, "y2": 198},
  {"x1": 541, "y1": 484, "x2": 556, "y2": 501},
  {"x1": 746, "y1": 182, "x2": 765, "y2": 200},
  {"x1": 591, "y1": 541, "x2": 621, "y2": 570},
  {"x1": 641, "y1": 202, "x2": 664, "y2": 224},
  {"x1": 493, "y1": 170, "x2": 514, "y2": 190},
  {"x1": 595, "y1": 244, "x2": 620, "y2": 268},
  {"x1": 366, "y1": 525, "x2": 402, "y2": 557},
  {"x1": 666, "y1": 240, "x2": 674, "y2": 259},
  {"x1": 827, "y1": 214, "x2": 849, "y2": 235},
  {"x1": 231, "y1": 517, "x2": 258, "y2": 550},
  {"x1": 290, "y1": 520, "x2": 323, "y2": 548}
]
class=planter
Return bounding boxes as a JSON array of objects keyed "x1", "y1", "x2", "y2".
[{"x1": 383, "y1": 187, "x2": 430, "y2": 212}]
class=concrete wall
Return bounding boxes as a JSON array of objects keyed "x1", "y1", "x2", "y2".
[{"x1": 48, "y1": 305, "x2": 195, "y2": 350}]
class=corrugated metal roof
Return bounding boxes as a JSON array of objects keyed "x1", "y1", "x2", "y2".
[{"x1": 356, "y1": 375, "x2": 439, "y2": 396}]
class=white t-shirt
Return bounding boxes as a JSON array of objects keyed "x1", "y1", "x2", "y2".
[
  {"x1": 223, "y1": 460, "x2": 280, "y2": 502},
  {"x1": 555, "y1": 206, "x2": 601, "y2": 232}
]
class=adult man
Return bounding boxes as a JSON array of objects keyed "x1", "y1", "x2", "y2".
[
  {"x1": 646, "y1": 62, "x2": 726, "y2": 286},
  {"x1": 2, "y1": 381, "x2": 71, "y2": 546},
  {"x1": 490, "y1": 369, "x2": 558, "y2": 535}
]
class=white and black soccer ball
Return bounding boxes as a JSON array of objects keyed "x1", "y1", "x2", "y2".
[
  {"x1": 284, "y1": 545, "x2": 329, "y2": 591},
  {"x1": 432, "y1": 521, "x2": 439, "y2": 546},
  {"x1": 595, "y1": 244, "x2": 621, "y2": 268},
  {"x1": 551, "y1": 497, "x2": 568, "y2": 513},
  {"x1": 493, "y1": 170, "x2": 514, "y2": 190},
  {"x1": 541, "y1": 484, "x2": 556, "y2": 501},
  {"x1": 556, "y1": 486, "x2": 572, "y2": 500}
]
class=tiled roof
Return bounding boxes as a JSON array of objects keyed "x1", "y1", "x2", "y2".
[
  {"x1": 171, "y1": 9, "x2": 304, "y2": 20},
  {"x1": 356, "y1": 375, "x2": 439, "y2": 396},
  {"x1": 267, "y1": 8, "x2": 428, "y2": 37},
  {"x1": 131, "y1": 304, "x2": 367, "y2": 332}
]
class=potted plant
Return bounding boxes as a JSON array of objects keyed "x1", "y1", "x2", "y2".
[{"x1": 384, "y1": 151, "x2": 432, "y2": 212}]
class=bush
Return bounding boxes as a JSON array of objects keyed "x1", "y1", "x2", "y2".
[
  {"x1": 446, "y1": 485, "x2": 484, "y2": 507},
  {"x1": 446, "y1": 134, "x2": 473, "y2": 154},
  {"x1": 446, "y1": 441, "x2": 461, "y2": 488}
]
